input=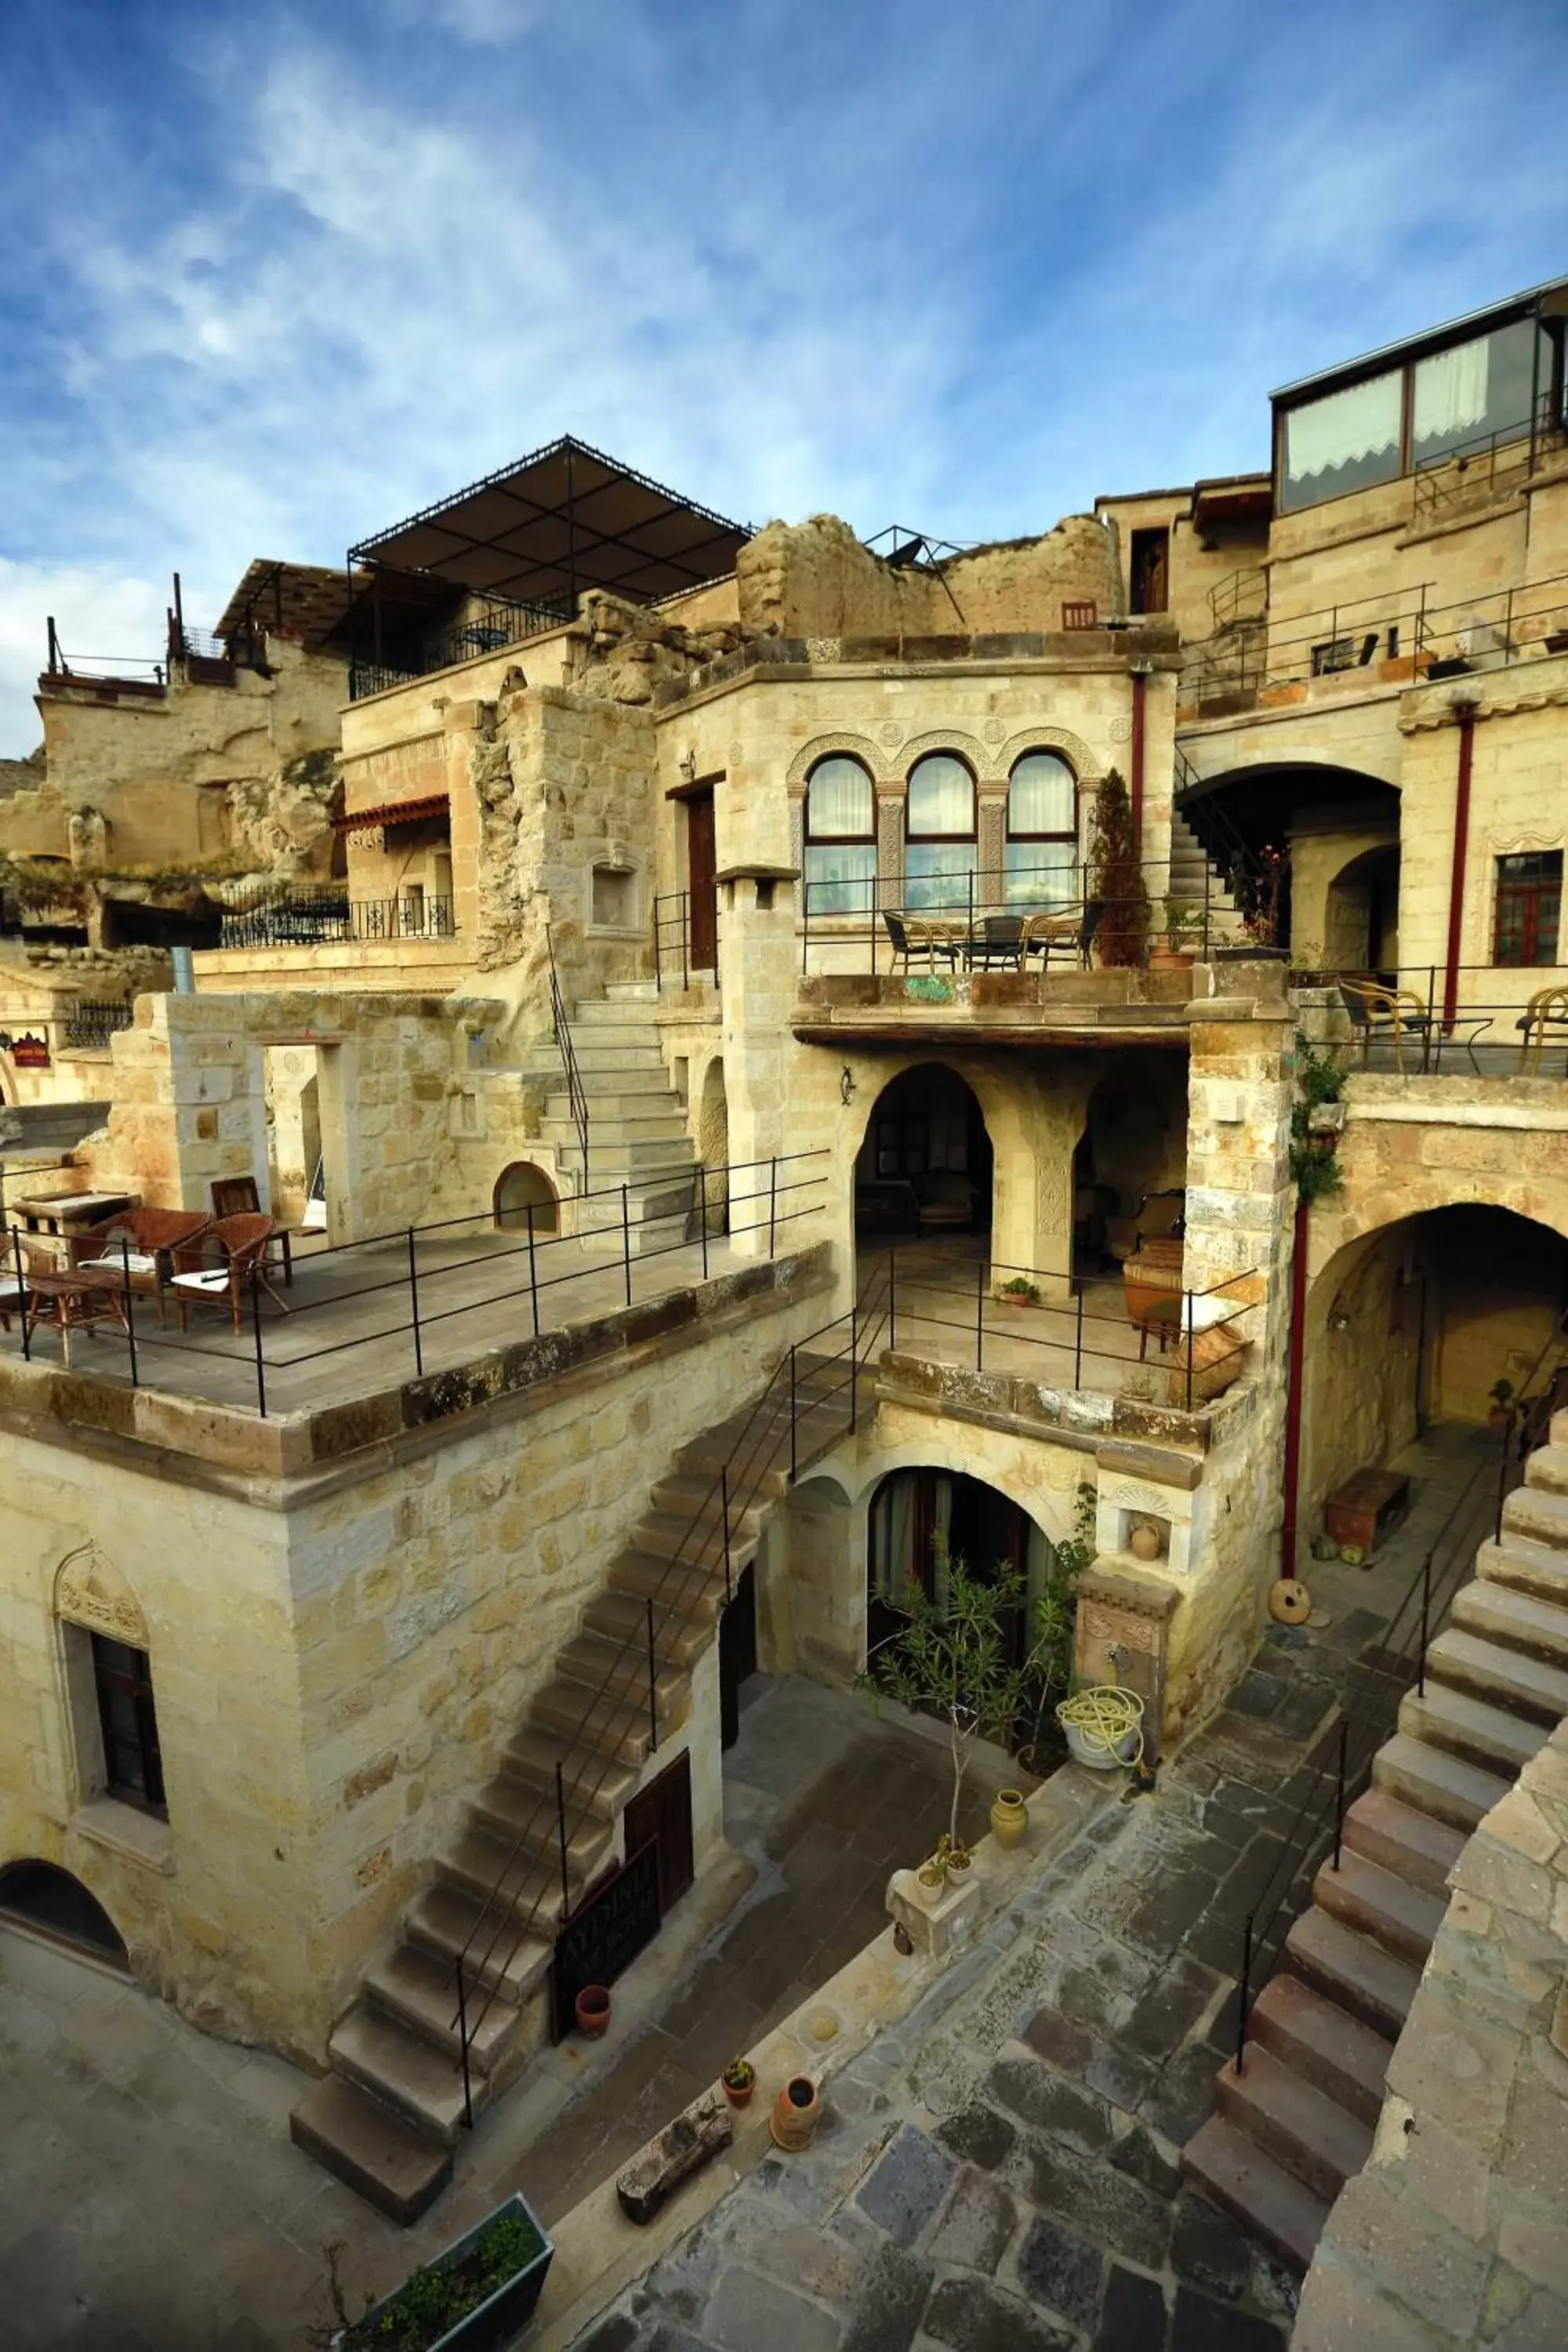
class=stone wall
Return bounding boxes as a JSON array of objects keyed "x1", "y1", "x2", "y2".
[
  {"x1": 0, "y1": 1250, "x2": 833, "y2": 2057},
  {"x1": 1317, "y1": 1076, "x2": 1568, "y2": 1272},
  {"x1": 1293, "y1": 1722, "x2": 1568, "y2": 2350},
  {"x1": 735, "y1": 514, "x2": 1120, "y2": 642}
]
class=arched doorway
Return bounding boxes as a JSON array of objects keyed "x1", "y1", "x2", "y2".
[
  {"x1": 1302, "y1": 1204, "x2": 1568, "y2": 1533},
  {"x1": 0, "y1": 1860, "x2": 129, "y2": 1968},
  {"x1": 1322, "y1": 841, "x2": 1400, "y2": 977},
  {"x1": 854, "y1": 1064, "x2": 993, "y2": 1246},
  {"x1": 492, "y1": 1161, "x2": 560, "y2": 1232},
  {"x1": 866, "y1": 1466, "x2": 1048, "y2": 1665},
  {"x1": 1177, "y1": 761, "x2": 1400, "y2": 954}
]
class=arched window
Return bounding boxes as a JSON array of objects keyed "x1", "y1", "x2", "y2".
[
  {"x1": 804, "y1": 756, "x2": 877, "y2": 916},
  {"x1": 905, "y1": 753, "x2": 977, "y2": 912},
  {"x1": 1006, "y1": 752, "x2": 1077, "y2": 911}
]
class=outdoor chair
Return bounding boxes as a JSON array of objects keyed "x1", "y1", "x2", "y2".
[
  {"x1": 884, "y1": 911, "x2": 963, "y2": 974},
  {"x1": 67, "y1": 1207, "x2": 212, "y2": 1327},
  {"x1": 1018, "y1": 906, "x2": 1091, "y2": 970},
  {"x1": 211, "y1": 1175, "x2": 311, "y2": 1286},
  {"x1": 169, "y1": 1213, "x2": 289, "y2": 1335},
  {"x1": 1340, "y1": 978, "x2": 1490, "y2": 1074},
  {"x1": 912, "y1": 1171, "x2": 977, "y2": 1232},
  {"x1": 968, "y1": 915, "x2": 1023, "y2": 971},
  {"x1": 1516, "y1": 985, "x2": 1568, "y2": 1076}
]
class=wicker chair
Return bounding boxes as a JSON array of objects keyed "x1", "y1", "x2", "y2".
[
  {"x1": 169, "y1": 1213, "x2": 288, "y2": 1335},
  {"x1": 68, "y1": 1207, "x2": 212, "y2": 1327}
]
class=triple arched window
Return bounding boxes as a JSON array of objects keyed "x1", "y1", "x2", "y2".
[{"x1": 801, "y1": 743, "x2": 1080, "y2": 916}]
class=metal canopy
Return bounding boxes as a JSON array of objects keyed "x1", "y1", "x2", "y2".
[
  {"x1": 348, "y1": 435, "x2": 753, "y2": 612},
  {"x1": 213, "y1": 561, "x2": 359, "y2": 650}
]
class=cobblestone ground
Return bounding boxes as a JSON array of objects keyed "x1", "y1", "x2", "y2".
[{"x1": 570, "y1": 1620, "x2": 1374, "y2": 2352}]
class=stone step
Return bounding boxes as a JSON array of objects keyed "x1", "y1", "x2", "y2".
[
  {"x1": 1524, "y1": 1442, "x2": 1568, "y2": 1497},
  {"x1": 499, "y1": 1729, "x2": 641, "y2": 1820},
  {"x1": 1341, "y1": 1788, "x2": 1468, "y2": 1899},
  {"x1": 1425, "y1": 1626, "x2": 1568, "y2": 1726},
  {"x1": 1453, "y1": 1577, "x2": 1568, "y2": 1668},
  {"x1": 1216, "y1": 2045, "x2": 1374, "y2": 2205},
  {"x1": 528, "y1": 1676, "x2": 663, "y2": 1766},
  {"x1": 544, "y1": 1101, "x2": 688, "y2": 1142},
  {"x1": 1501, "y1": 1483, "x2": 1568, "y2": 1554},
  {"x1": 555, "y1": 1628, "x2": 690, "y2": 1712},
  {"x1": 1182, "y1": 2117, "x2": 1330, "y2": 2276},
  {"x1": 570, "y1": 1003, "x2": 660, "y2": 1028},
  {"x1": 1371, "y1": 1732, "x2": 1513, "y2": 1835},
  {"x1": 606, "y1": 1548, "x2": 726, "y2": 1619},
  {"x1": 470, "y1": 1769, "x2": 617, "y2": 1876},
  {"x1": 1311, "y1": 1850, "x2": 1446, "y2": 1969},
  {"x1": 1475, "y1": 1534, "x2": 1568, "y2": 1607},
  {"x1": 1397, "y1": 1682, "x2": 1548, "y2": 1779},
  {"x1": 544, "y1": 1125, "x2": 695, "y2": 1171},
  {"x1": 404, "y1": 1883, "x2": 552, "y2": 2003},
  {"x1": 328, "y1": 2003, "x2": 477, "y2": 2145},
  {"x1": 1282, "y1": 1907, "x2": 1421, "y2": 2040},
  {"x1": 632, "y1": 1504, "x2": 751, "y2": 1563},
  {"x1": 580, "y1": 1588, "x2": 714, "y2": 1670},
  {"x1": 1247, "y1": 1974, "x2": 1394, "y2": 2128},
  {"x1": 600, "y1": 982, "x2": 659, "y2": 1002},
  {"x1": 365, "y1": 1942, "x2": 521, "y2": 2073},
  {"x1": 436, "y1": 1826, "x2": 574, "y2": 1927},
  {"x1": 289, "y1": 2074, "x2": 452, "y2": 2226},
  {"x1": 571, "y1": 1064, "x2": 676, "y2": 1094}
]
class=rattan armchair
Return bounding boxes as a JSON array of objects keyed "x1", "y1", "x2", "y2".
[{"x1": 169, "y1": 1213, "x2": 289, "y2": 1335}]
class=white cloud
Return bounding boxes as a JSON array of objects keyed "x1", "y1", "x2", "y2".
[{"x1": 0, "y1": 563, "x2": 171, "y2": 757}]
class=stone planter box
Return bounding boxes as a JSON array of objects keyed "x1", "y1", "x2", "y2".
[{"x1": 332, "y1": 2193, "x2": 554, "y2": 2352}]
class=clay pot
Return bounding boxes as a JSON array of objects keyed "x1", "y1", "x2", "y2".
[
  {"x1": 989, "y1": 1790, "x2": 1029, "y2": 1850},
  {"x1": 1268, "y1": 1578, "x2": 1312, "y2": 1626},
  {"x1": 946, "y1": 1848, "x2": 973, "y2": 1881},
  {"x1": 575, "y1": 1984, "x2": 611, "y2": 2038},
  {"x1": 770, "y1": 2074, "x2": 820, "y2": 2151},
  {"x1": 1129, "y1": 1521, "x2": 1162, "y2": 1563},
  {"x1": 722, "y1": 2069, "x2": 756, "y2": 2110},
  {"x1": 1149, "y1": 947, "x2": 1195, "y2": 975}
]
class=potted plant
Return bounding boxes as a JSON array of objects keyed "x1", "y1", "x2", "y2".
[
  {"x1": 858, "y1": 1552, "x2": 1030, "y2": 1867},
  {"x1": 326, "y1": 2192, "x2": 554, "y2": 2352},
  {"x1": 1150, "y1": 897, "x2": 1201, "y2": 974},
  {"x1": 997, "y1": 1275, "x2": 1041, "y2": 1308},
  {"x1": 721, "y1": 2056, "x2": 757, "y2": 2110},
  {"x1": 575, "y1": 1984, "x2": 611, "y2": 2038},
  {"x1": 1489, "y1": 1378, "x2": 1515, "y2": 1432},
  {"x1": 1087, "y1": 768, "x2": 1150, "y2": 968}
]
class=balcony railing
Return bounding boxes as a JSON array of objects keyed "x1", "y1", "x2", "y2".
[
  {"x1": 216, "y1": 891, "x2": 456, "y2": 949},
  {"x1": 59, "y1": 1000, "x2": 135, "y2": 1051},
  {"x1": 347, "y1": 595, "x2": 568, "y2": 702}
]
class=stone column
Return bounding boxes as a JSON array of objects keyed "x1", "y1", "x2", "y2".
[
  {"x1": 717, "y1": 869, "x2": 801, "y2": 1260},
  {"x1": 977, "y1": 784, "x2": 1008, "y2": 911},
  {"x1": 875, "y1": 787, "x2": 905, "y2": 910}
]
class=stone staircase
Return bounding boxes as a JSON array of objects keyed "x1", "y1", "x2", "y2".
[
  {"x1": 289, "y1": 1349, "x2": 855, "y2": 2223},
  {"x1": 539, "y1": 982, "x2": 702, "y2": 1257},
  {"x1": 1167, "y1": 811, "x2": 1243, "y2": 943},
  {"x1": 1185, "y1": 1417, "x2": 1568, "y2": 2271}
]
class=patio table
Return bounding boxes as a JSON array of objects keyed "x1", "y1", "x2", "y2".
[{"x1": 23, "y1": 1261, "x2": 133, "y2": 1367}]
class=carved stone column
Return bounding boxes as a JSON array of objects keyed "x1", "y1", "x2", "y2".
[
  {"x1": 977, "y1": 784, "x2": 1008, "y2": 909},
  {"x1": 876, "y1": 788, "x2": 905, "y2": 909},
  {"x1": 787, "y1": 791, "x2": 805, "y2": 879}
]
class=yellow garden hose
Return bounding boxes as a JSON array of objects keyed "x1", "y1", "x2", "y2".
[{"x1": 1056, "y1": 1684, "x2": 1145, "y2": 1769}]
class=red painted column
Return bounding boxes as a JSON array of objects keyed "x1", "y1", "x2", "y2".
[
  {"x1": 1280, "y1": 1196, "x2": 1310, "y2": 1582},
  {"x1": 1443, "y1": 702, "x2": 1477, "y2": 1031}
]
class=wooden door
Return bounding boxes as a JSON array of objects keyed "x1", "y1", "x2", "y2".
[
  {"x1": 687, "y1": 790, "x2": 717, "y2": 971},
  {"x1": 622, "y1": 1748, "x2": 694, "y2": 1913}
]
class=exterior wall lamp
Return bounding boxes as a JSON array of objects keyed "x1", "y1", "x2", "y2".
[{"x1": 840, "y1": 1067, "x2": 857, "y2": 1105}]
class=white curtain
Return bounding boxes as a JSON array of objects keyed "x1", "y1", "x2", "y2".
[
  {"x1": 1286, "y1": 371, "x2": 1402, "y2": 485},
  {"x1": 908, "y1": 756, "x2": 974, "y2": 837},
  {"x1": 1008, "y1": 753, "x2": 1076, "y2": 835},
  {"x1": 808, "y1": 757, "x2": 873, "y2": 839},
  {"x1": 1414, "y1": 337, "x2": 1490, "y2": 445},
  {"x1": 874, "y1": 1475, "x2": 915, "y2": 1602}
]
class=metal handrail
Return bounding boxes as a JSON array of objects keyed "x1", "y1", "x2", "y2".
[
  {"x1": 545, "y1": 924, "x2": 589, "y2": 1181},
  {"x1": 1231, "y1": 1304, "x2": 1568, "y2": 2077},
  {"x1": 447, "y1": 1261, "x2": 895, "y2": 2111}
]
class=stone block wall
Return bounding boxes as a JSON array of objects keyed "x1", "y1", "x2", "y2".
[
  {"x1": 1294, "y1": 1722, "x2": 1568, "y2": 2350},
  {"x1": 735, "y1": 514, "x2": 1121, "y2": 643}
]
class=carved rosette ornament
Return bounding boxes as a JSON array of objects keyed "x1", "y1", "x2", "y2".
[
  {"x1": 55, "y1": 1543, "x2": 148, "y2": 1649},
  {"x1": 1109, "y1": 716, "x2": 1133, "y2": 744}
]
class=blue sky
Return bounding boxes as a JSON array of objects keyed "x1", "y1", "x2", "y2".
[{"x1": 2, "y1": 0, "x2": 1566, "y2": 751}]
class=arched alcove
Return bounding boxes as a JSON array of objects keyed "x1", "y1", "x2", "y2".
[
  {"x1": 853, "y1": 1062, "x2": 993, "y2": 1246},
  {"x1": 697, "y1": 1058, "x2": 729, "y2": 1236},
  {"x1": 866, "y1": 1465, "x2": 1051, "y2": 1668},
  {"x1": 1075, "y1": 1051, "x2": 1189, "y2": 1272},
  {"x1": 0, "y1": 1860, "x2": 129, "y2": 1967},
  {"x1": 492, "y1": 1161, "x2": 560, "y2": 1232},
  {"x1": 1322, "y1": 841, "x2": 1401, "y2": 975}
]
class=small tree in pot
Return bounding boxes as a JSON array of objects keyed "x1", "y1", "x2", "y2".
[
  {"x1": 1087, "y1": 768, "x2": 1149, "y2": 967},
  {"x1": 860, "y1": 1551, "x2": 1029, "y2": 1859}
]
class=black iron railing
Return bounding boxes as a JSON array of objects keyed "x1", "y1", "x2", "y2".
[
  {"x1": 653, "y1": 891, "x2": 721, "y2": 991},
  {"x1": 446, "y1": 1258, "x2": 895, "y2": 2123},
  {"x1": 1231, "y1": 1305, "x2": 1568, "y2": 2078},
  {"x1": 2, "y1": 1151, "x2": 829, "y2": 1420},
  {"x1": 347, "y1": 596, "x2": 568, "y2": 702},
  {"x1": 545, "y1": 924, "x2": 589, "y2": 1178},
  {"x1": 1298, "y1": 964, "x2": 1568, "y2": 1076},
  {"x1": 60, "y1": 1001, "x2": 134, "y2": 1051},
  {"x1": 216, "y1": 891, "x2": 456, "y2": 948}
]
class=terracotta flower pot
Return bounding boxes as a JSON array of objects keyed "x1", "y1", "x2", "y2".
[
  {"x1": 575, "y1": 1984, "x2": 611, "y2": 2038},
  {"x1": 722, "y1": 2071, "x2": 756, "y2": 2109},
  {"x1": 770, "y1": 2074, "x2": 819, "y2": 2151},
  {"x1": 1129, "y1": 1522, "x2": 1162, "y2": 1562},
  {"x1": 989, "y1": 1790, "x2": 1028, "y2": 1849}
]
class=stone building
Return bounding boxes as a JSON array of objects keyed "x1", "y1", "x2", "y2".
[{"x1": 2, "y1": 293, "x2": 1566, "y2": 2234}]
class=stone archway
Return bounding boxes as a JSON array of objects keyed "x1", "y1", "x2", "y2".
[
  {"x1": 1301, "y1": 1203, "x2": 1568, "y2": 1535},
  {"x1": 1319, "y1": 840, "x2": 1401, "y2": 973},
  {"x1": 697, "y1": 1058, "x2": 729, "y2": 1236},
  {"x1": 492, "y1": 1160, "x2": 560, "y2": 1233}
]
